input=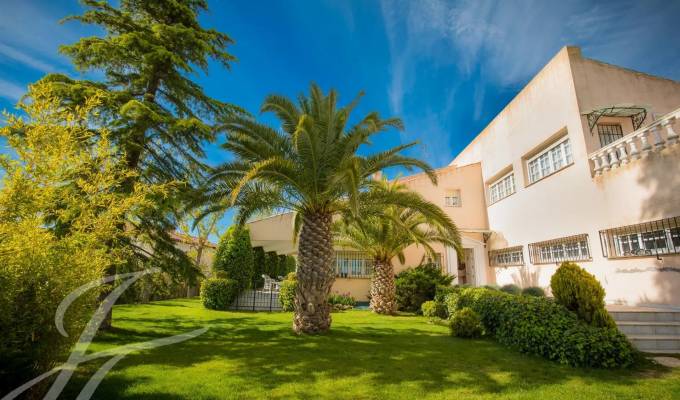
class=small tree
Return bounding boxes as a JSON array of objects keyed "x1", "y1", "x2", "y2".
[
  {"x1": 278, "y1": 255, "x2": 287, "y2": 277},
  {"x1": 252, "y1": 247, "x2": 266, "y2": 288},
  {"x1": 550, "y1": 262, "x2": 615, "y2": 328},
  {"x1": 265, "y1": 251, "x2": 279, "y2": 278},
  {"x1": 213, "y1": 226, "x2": 254, "y2": 291}
]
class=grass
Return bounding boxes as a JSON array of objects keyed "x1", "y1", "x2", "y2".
[{"x1": 59, "y1": 298, "x2": 680, "y2": 400}]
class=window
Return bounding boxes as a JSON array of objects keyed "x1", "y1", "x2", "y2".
[
  {"x1": 527, "y1": 138, "x2": 573, "y2": 184},
  {"x1": 335, "y1": 251, "x2": 372, "y2": 278},
  {"x1": 489, "y1": 246, "x2": 524, "y2": 267},
  {"x1": 600, "y1": 217, "x2": 680, "y2": 258},
  {"x1": 528, "y1": 234, "x2": 591, "y2": 264},
  {"x1": 597, "y1": 124, "x2": 624, "y2": 147},
  {"x1": 489, "y1": 172, "x2": 515, "y2": 204},
  {"x1": 444, "y1": 190, "x2": 462, "y2": 207},
  {"x1": 426, "y1": 253, "x2": 442, "y2": 268}
]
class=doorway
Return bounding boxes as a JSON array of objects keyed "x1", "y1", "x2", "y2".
[{"x1": 457, "y1": 248, "x2": 476, "y2": 285}]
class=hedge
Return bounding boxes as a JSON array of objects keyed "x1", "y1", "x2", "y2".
[
  {"x1": 445, "y1": 287, "x2": 635, "y2": 368},
  {"x1": 200, "y1": 278, "x2": 239, "y2": 310},
  {"x1": 252, "y1": 246, "x2": 266, "y2": 288}
]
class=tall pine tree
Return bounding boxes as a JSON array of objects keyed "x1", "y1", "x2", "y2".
[{"x1": 27, "y1": 0, "x2": 241, "y2": 327}]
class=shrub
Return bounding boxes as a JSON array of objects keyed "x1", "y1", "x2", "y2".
[
  {"x1": 450, "y1": 307, "x2": 483, "y2": 338},
  {"x1": 285, "y1": 255, "x2": 297, "y2": 275},
  {"x1": 483, "y1": 284, "x2": 500, "y2": 291},
  {"x1": 265, "y1": 251, "x2": 279, "y2": 278},
  {"x1": 551, "y1": 262, "x2": 615, "y2": 328},
  {"x1": 200, "y1": 278, "x2": 239, "y2": 310},
  {"x1": 395, "y1": 263, "x2": 454, "y2": 313},
  {"x1": 328, "y1": 292, "x2": 356, "y2": 311},
  {"x1": 445, "y1": 287, "x2": 635, "y2": 368},
  {"x1": 521, "y1": 286, "x2": 545, "y2": 297},
  {"x1": 500, "y1": 284, "x2": 521, "y2": 295},
  {"x1": 422, "y1": 300, "x2": 447, "y2": 320},
  {"x1": 213, "y1": 226, "x2": 254, "y2": 291},
  {"x1": 252, "y1": 246, "x2": 266, "y2": 288},
  {"x1": 279, "y1": 273, "x2": 297, "y2": 311}
]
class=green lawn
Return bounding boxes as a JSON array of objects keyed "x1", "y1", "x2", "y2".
[{"x1": 61, "y1": 298, "x2": 680, "y2": 399}]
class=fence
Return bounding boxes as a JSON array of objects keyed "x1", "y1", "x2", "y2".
[{"x1": 229, "y1": 288, "x2": 282, "y2": 311}]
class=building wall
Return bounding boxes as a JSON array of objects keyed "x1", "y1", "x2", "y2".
[{"x1": 453, "y1": 46, "x2": 680, "y2": 306}]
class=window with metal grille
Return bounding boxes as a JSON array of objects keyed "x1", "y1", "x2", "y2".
[
  {"x1": 425, "y1": 253, "x2": 442, "y2": 268},
  {"x1": 444, "y1": 190, "x2": 462, "y2": 207},
  {"x1": 528, "y1": 234, "x2": 591, "y2": 264},
  {"x1": 335, "y1": 251, "x2": 373, "y2": 278},
  {"x1": 489, "y1": 246, "x2": 524, "y2": 267},
  {"x1": 599, "y1": 216, "x2": 680, "y2": 258},
  {"x1": 527, "y1": 137, "x2": 573, "y2": 184},
  {"x1": 597, "y1": 123, "x2": 624, "y2": 147},
  {"x1": 488, "y1": 172, "x2": 515, "y2": 204}
]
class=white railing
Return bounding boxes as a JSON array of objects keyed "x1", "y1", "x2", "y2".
[{"x1": 589, "y1": 107, "x2": 680, "y2": 176}]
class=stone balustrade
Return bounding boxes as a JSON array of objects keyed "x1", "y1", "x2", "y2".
[{"x1": 589, "y1": 108, "x2": 680, "y2": 176}]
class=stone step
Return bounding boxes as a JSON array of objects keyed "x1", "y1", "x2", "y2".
[
  {"x1": 616, "y1": 321, "x2": 680, "y2": 336},
  {"x1": 610, "y1": 310, "x2": 680, "y2": 323},
  {"x1": 628, "y1": 335, "x2": 680, "y2": 352}
]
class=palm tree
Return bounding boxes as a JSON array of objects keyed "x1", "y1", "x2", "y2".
[
  {"x1": 203, "y1": 84, "x2": 436, "y2": 333},
  {"x1": 334, "y1": 179, "x2": 461, "y2": 314}
]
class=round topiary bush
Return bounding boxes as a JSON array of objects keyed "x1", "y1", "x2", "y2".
[
  {"x1": 450, "y1": 307, "x2": 483, "y2": 338},
  {"x1": 213, "y1": 226, "x2": 254, "y2": 291},
  {"x1": 500, "y1": 284, "x2": 521, "y2": 295},
  {"x1": 279, "y1": 272, "x2": 297, "y2": 311},
  {"x1": 550, "y1": 262, "x2": 615, "y2": 328},
  {"x1": 521, "y1": 286, "x2": 545, "y2": 297},
  {"x1": 200, "y1": 278, "x2": 239, "y2": 310}
]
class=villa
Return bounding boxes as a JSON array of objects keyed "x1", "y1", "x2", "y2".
[{"x1": 248, "y1": 46, "x2": 680, "y2": 308}]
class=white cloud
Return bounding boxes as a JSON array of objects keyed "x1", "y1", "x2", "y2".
[
  {"x1": 0, "y1": 78, "x2": 25, "y2": 102},
  {"x1": 0, "y1": 43, "x2": 56, "y2": 73}
]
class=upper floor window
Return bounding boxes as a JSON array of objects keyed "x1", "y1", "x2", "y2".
[
  {"x1": 444, "y1": 190, "x2": 461, "y2": 207},
  {"x1": 527, "y1": 138, "x2": 573, "y2": 184},
  {"x1": 489, "y1": 172, "x2": 515, "y2": 204},
  {"x1": 599, "y1": 216, "x2": 680, "y2": 258},
  {"x1": 528, "y1": 234, "x2": 591, "y2": 264},
  {"x1": 489, "y1": 246, "x2": 524, "y2": 267},
  {"x1": 597, "y1": 124, "x2": 624, "y2": 147}
]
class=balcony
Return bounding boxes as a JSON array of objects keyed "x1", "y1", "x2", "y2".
[{"x1": 589, "y1": 107, "x2": 680, "y2": 176}]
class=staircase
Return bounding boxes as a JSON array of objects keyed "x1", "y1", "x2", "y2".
[{"x1": 608, "y1": 305, "x2": 680, "y2": 354}]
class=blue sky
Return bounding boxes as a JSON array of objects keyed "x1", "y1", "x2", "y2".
[{"x1": 2, "y1": 0, "x2": 680, "y2": 233}]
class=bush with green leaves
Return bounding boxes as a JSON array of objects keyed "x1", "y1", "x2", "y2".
[
  {"x1": 265, "y1": 251, "x2": 279, "y2": 278},
  {"x1": 450, "y1": 307, "x2": 483, "y2": 338},
  {"x1": 213, "y1": 226, "x2": 254, "y2": 291},
  {"x1": 521, "y1": 286, "x2": 545, "y2": 297},
  {"x1": 500, "y1": 284, "x2": 521, "y2": 295},
  {"x1": 328, "y1": 292, "x2": 356, "y2": 311},
  {"x1": 550, "y1": 262, "x2": 615, "y2": 328},
  {"x1": 200, "y1": 278, "x2": 239, "y2": 310},
  {"x1": 252, "y1": 247, "x2": 266, "y2": 288},
  {"x1": 445, "y1": 287, "x2": 634, "y2": 368},
  {"x1": 285, "y1": 255, "x2": 297, "y2": 275},
  {"x1": 422, "y1": 300, "x2": 448, "y2": 320},
  {"x1": 395, "y1": 263, "x2": 454, "y2": 313},
  {"x1": 279, "y1": 273, "x2": 297, "y2": 311}
]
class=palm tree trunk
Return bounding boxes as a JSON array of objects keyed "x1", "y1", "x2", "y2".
[
  {"x1": 370, "y1": 259, "x2": 396, "y2": 315},
  {"x1": 294, "y1": 212, "x2": 334, "y2": 334}
]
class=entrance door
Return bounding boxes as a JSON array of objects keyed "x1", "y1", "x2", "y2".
[{"x1": 457, "y1": 248, "x2": 476, "y2": 285}]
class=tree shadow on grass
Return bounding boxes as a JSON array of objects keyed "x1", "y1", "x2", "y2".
[{"x1": 59, "y1": 303, "x2": 675, "y2": 399}]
